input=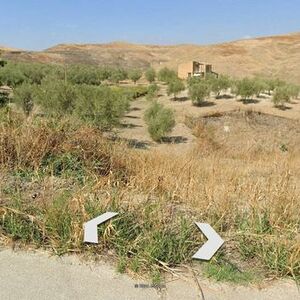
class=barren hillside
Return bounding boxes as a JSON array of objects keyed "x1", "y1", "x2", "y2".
[{"x1": 2, "y1": 32, "x2": 300, "y2": 83}]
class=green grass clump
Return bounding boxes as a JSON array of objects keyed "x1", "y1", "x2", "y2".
[{"x1": 203, "y1": 259, "x2": 256, "y2": 284}]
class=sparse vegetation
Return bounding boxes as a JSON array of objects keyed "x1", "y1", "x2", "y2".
[
  {"x1": 235, "y1": 78, "x2": 257, "y2": 100},
  {"x1": 189, "y1": 81, "x2": 211, "y2": 105},
  {"x1": 146, "y1": 83, "x2": 159, "y2": 100},
  {"x1": 0, "y1": 60, "x2": 300, "y2": 285},
  {"x1": 109, "y1": 68, "x2": 128, "y2": 83},
  {"x1": 0, "y1": 63, "x2": 26, "y2": 87},
  {"x1": 167, "y1": 79, "x2": 185, "y2": 100},
  {"x1": 144, "y1": 101, "x2": 175, "y2": 141},
  {"x1": 252, "y1": 77, "x2": 268, "y2": 97},
  {"x1": 128, "y1": 69, "x2": 142, "y2": 84},
  {"x1": 14, "y1": 83, "x2": 35, "y2": 116},
  {"x1": 272, "y1": 85, "x2": 291, "y2": 107},
  {"x1": 209, "y1": 75, "x2": 231, "y2": 98},
  {"x1": 157, "y1": 67, "x2": 177, "y2": 84},
  {"x1": 145, "y1": 67, "x2": 156, "y2": 83}
]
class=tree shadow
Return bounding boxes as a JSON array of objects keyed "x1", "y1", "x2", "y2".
[
  {"x1": 131, "y1": 107, "x2": 141, "y2": 111},
  {"x1": 216, "y1": 94, "x2": 234, "y2": 99},
  {"x1": 275, "y1": 105, "x2": 292, "y2": 111},
  {"x1": 160, "y1": 136, "x2": 188, "y2": 144},
  {"x1": 108, "y1": 135, "x2": 150, "y2": 149},
  {"x1": 124, "y1": 115, "x2": 140, "y2": 119},
  {"x1": 193, "y1": 101, "x2": 216, "y2": 107},
  {"x1": 239, "y1": 98, "x2": 260, "y2": 104},
  {"x1": 126, "y1": 139, "x2": 151, "y2": 149},
  {"x1": 172, "y1": 96, "x2": 189, "y2": 102},
  {"x1": 120, "y1": 123, "x2": 142, "y2": 129}
]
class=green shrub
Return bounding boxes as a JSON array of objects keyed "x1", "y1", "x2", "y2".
[
  {"x1": 146, "y1": 83, "x2": 159, "y2": 100},
  {"x1": 167, "y1": 79, "x2": 185, "y2": 100},
  {"x1": 35, "y1": 79, "x2": 77, "y2": 116},
  {"x1": 189, "y1": 81, "x2": 211, "y2": 105},
  {"x1": 19, "y1": 63, "x2": 47, "y2": 85},
  {"x1": 208, "y1": 75, "x2": 231, "y2": 98},
  {"x1": 75, "y1": 85, "x2": 130, "y2": 129},
  {"x1": 187, "y1": 76, "x2": 202, "y2": 87},
  {"x1": 157, "y1": 67, "x2": 177, "y2": 83},
  {"x1": 114, "y1": 85, "x2": 148, "y2": 99},
  {"x1": 265, "y1": 78, "x2": 286, "y2": 95},
  {"x1": 145, "y1": 68, "x2": 156, "y2": 83},
  {"x1": 286, "y1": 84, "x2": 300, "y2": 99},
  {"x1": 128, "y1": 69, "x2": 142, "y2": 84},
  {"x1": 67, "y1": 65, "x2": 102, "y2": 85},
  {"x1": 144, "y1": 101, "x2": 175, "y2": 141},
  {"x1": 109, "y1": 68, "x2": 128, "y2": 83},
  {"x1": 0, "y1": 63, "x2": 26, "y2": 87},
  {"x1": 13, "y1": 83, "x2": 36, "y2": 116},
  {"x1": 235, "y1": 78, "x2": 257, "y2": 100},
  {"x1": 272, "y1": 86, "x2": 291, "y2": 107},
  {"x1": 252, "y1": 77, "x2": 268, "y2": 97}
]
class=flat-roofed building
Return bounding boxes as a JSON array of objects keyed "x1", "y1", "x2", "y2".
[{"x1": 178, "y1": 61, "x2": 217, "y2": 79}]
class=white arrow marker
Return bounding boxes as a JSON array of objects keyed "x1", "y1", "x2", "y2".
[
  {"x1": 84, "y1": 212, "x2": 118, "y2": 243},
  {"x1": 192, "y1": 223, "x2": 224, "y2": 260}
]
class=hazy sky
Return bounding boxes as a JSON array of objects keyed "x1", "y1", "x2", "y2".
[{"x1": 0, "y1": 0, "x2": 299, "y2": 50}]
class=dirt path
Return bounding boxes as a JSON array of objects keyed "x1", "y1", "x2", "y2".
[{"x1": 1, "y1": 249, "x2": 299, "y2": 300}]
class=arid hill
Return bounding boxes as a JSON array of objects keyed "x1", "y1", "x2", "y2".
[{"x1": 2, "y1": 32, "x2": 300, "y2": 83}]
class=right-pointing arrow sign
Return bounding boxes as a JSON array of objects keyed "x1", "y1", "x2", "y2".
[{"x1": 192, "y1": 223, "x2": 224, "y2": 260}]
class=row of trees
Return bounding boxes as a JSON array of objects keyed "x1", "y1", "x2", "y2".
[
  {"x1": 11, "y1": 78, "x2": 148, "y2": 129},
  {"x1": 0, "y1": 62, "x2": 144, "y2": 86},
  {"x1": 0, "y1": 61, "x2": 177, "y2": 88},
  {"x1": 162, "y1": 72, "x2": 300, "y2": 107}
]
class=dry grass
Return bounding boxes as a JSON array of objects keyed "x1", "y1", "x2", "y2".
[{"x1": 0, "y1": 112, "x2": 299, "y2": 281}]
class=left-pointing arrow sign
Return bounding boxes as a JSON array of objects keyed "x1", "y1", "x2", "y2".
[
  {"x1": 84, "y1": 212, "x2": 118, "y2": 243},
  {"x1": 192, "y1": 223, "x2": 224, "y2": 260}
]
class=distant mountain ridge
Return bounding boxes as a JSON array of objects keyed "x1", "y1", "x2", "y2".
[{"x1": 2, "y1": 32, "x2": 300, "y2": 83}]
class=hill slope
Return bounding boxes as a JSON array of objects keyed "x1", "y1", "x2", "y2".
[{"x1": 2, "y1": 32, "x2": 300, "y2": 83}]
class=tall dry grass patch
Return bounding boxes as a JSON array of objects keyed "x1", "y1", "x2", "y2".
[{"x1": 0, "y1": 114, "x2": 299, "y2": 279}]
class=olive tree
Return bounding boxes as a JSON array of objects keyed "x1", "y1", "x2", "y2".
[
  {"x1": 109, "y1": 69, "x2": 128, "y2": 84},
  {"x1": 129, "y1": 69, "x2": 142, "y2": 84},
  {"x1": 167, "y1": 79, "x2": 185, "y2": 100},
  {"x1": 157, "y1": 67, "x2": 177, "y2": 83},
  {"x1": 209, "y1": 75, "x2": 231, "y2": 98},
  {"x1": 144, "y1": 101, "x2": 175, "y2": 141},
  {"x1": 235, "y1": 78, "x2": 257, "y2": 100},
  {"x1": 189, "y1": 81, "x2": 211, "y2": 105},
  {"x1": 272, "y1": 86, "x2": 291, "y2": 107},
  {"x1": 253, "y1": 77, "x2": 268, "y2": 97},
  {"x1": 145, "y1": 68, "x2": 156, "y2": 83}
]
